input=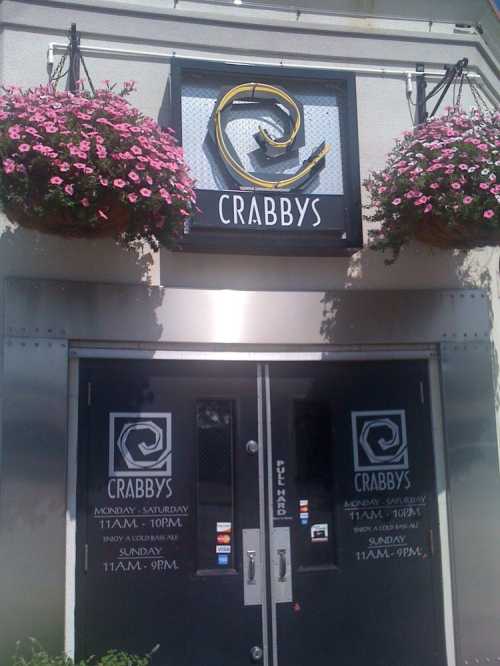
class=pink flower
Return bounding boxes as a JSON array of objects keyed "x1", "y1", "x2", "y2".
[
  {"x1": 18, "y1": 143, "x2": 30, "y2": 152},
  {"x1": 64, "y1": 184, "x2": 74, "y2": 196},
  {"x1": 59, "y1": 162, "x2": 70, "y2": 172},
  {"x1": 378, "y1": 186, "x2": 387, "y2": 193},
  {"x1": 130, "y1": 145, "x2": 142, "y2": 155},
  {"x1": 430, "y1": 183, "x2": 440, "y2": 189},
  {"x1": 450, "y1": 182, "x2": 461, "y2": 190},
  {"x1": 477, "y1": 144, "x2": 488, "y2": 152},
  {"x1": 415, "y1": 196, "x2": 428, "y2": 206},
  {"x1": 50, "y1": 176, "x2": 63, "y2": 185},
  {"x1": 3, "y1": 158, "x2": 16, "y2": 174},
  {"x1": 139, "y1": 187, "x2": 152, "y2": 197},
  {"x1": 74, "y1": 162, "x2": 86, "y2": 170},
  {"x1": 113, "y1": 178, "x2": 126, "y2": 189},
  {"x1": 127, "y1": 193, "x2": 138, "y2": 203},
  {"x1": 81, "y1": 198, "x2": 90, "y2": 208},
  {"x1": 99, "y1": 176, "x2": 109, "y2": 187},
  {"x1": 8, "y1": 125, "x2": 21, "y2": 140},
  {"x1": 159, "y1": 188, "x2": 172, "y2": 203},
  {"x1": 479, "y1": 182, "x2": 490, "y2": 190},
  {"x1": 391, "y1": 198, "x2": 402, "y2": 206},
  {"x1": 463, "y1": 196, "x2": 473, "y2": 205},
  {"x1": 458, "y1": 164, "x2": 468, "y2": 171},
  {"x1": 424, "y1": 204, "x2": 433, "y2": 213},
  {"x1": 483, "y1": 210, "x2": 495, "y2": 219},
  {"x1": 128, "y1": 171, "x2": 140, "y2": 182},
  {"x1": 97, "y1": 209, "x2": 108, "y2": 220}
]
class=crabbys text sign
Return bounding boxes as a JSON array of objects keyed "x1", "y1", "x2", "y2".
[{"x1": 171, "y1": 60, "x2": 361, "y2": 255}]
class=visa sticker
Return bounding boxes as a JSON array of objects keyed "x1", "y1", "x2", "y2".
[
  {"x1": 216, "y1": 545, "x2": 231, "y2": 554},
  {"x1": 218, "y1": 554, "x2": 229, "y2": 565}
]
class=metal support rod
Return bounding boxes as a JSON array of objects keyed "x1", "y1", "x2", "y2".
[
  {"x1": 46, "y1": 42, "x2": 482, "y2": 80},
  {"x1": 415, "y1": 62, "x2": 427, "y2": 125},
  {"x1": 428, "y1": 57, "x2": 468, "y2": 118},
  {"x1": 67, "y1": 23, "x2": 80, "y2": 92}
]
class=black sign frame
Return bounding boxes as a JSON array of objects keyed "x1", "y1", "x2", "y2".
[{"x1": 170, "y1": 59, "x2": 362, "y2": 256}]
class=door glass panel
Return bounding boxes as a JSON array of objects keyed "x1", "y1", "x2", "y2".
[
  {"x1": 294, "y1": 400, "x2": 336, "y2": 569},
  {"x1": 196, "y1": 399, "x2": 235, "y2": 571}
]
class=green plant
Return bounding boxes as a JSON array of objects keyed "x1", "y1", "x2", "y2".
[
  {"x1": 12, "y1": 639, "x2": 155, "y2": 666},
  {"x1": 364, "y1": 108, "x2": 499, "y2": 263}
]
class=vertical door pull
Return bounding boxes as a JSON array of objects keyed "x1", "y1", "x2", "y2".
[
  {"x1": 243, "y1": 530, "x2": 261, "y2": 605},
  {"x1": 278, "y1": 548, "x2": 287, "y2": 581},
  {"x1": 273, "y1": 528, "x2": 292, "y2": 602},
  {"x1": 247, "y1": 550, "x2": 256, "y2": 584}
]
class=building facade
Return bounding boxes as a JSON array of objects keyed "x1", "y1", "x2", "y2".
[{"x1": 0, "y1": 1, "x2": 499, "y2": 665}]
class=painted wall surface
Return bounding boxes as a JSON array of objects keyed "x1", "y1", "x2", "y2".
[{"x1": 0, "y1": 0, "x2": 499, "y2": 663}]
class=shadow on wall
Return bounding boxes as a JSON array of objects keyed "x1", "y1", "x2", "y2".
[
  {"x1": 0, "y1": 219, "x2": 157, "y2": 286},
  {"x1": 320, "y1": 243, "x2": 499, "y2": 476},
  {"x1": 320, "y1": 243, "x2": 495, "y2": 342},
  {"x1": 0, "y1": 219, "x2": 164, "y2": 664}
]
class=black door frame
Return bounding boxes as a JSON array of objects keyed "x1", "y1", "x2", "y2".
[{"x1": 70, "y1": 350, "x2": 454, "y2": 666}]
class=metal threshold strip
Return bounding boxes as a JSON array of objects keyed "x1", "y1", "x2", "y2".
[{"x1": 69, "y1": 346, "x2": 437, "y2": 361}]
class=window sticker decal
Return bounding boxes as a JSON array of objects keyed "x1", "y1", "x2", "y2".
[
  {"x1": 351, "y1": 411, "x2": 408, "y2": 472},
  {"x1": 109, "y1": 413, "x2": 172, "y2": 478}
]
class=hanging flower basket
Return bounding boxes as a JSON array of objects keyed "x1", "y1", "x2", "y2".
[
  {"x1": 0, "y1": 82, "x2": 196, "y2": 250},
  {"x1": 364, "y1": 108, "x2": 499, "y2": 263}
]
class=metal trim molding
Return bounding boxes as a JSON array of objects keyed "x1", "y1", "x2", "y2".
[{"x1": 3, "y1": 278, "x2": 491, "y2": 345}]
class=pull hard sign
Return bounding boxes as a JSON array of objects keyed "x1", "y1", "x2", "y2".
[{"x1": 171, "y1": 61, "x2": 362, "y2": 255}]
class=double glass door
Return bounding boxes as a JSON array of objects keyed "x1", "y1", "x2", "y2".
[{"x1": 76, "y1": 358, "x2": 446, "y2": 666}]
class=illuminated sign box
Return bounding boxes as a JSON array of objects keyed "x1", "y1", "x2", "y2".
[{"x1": 171, "y1": 60, "x2": 362, "y2": 255}]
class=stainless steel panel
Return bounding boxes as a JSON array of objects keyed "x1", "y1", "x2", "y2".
[
  {"x1": 242, "y1": 528, "x2": 263, "y2": 606},
  {"x1": 271, "y1": 527, "x2": 292, "y2": 604},
  {"x1": 0, "y1": 337, "x2": 68, "y2": 663},
  {"x1": 440, "y1": 342, "x2": 500, "y2": 666},
  {"x1": 4, "y1": 279, "x2": 490, "y2": 345}
]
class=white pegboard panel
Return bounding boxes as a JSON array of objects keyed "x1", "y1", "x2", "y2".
[{"x1": 181, "y1": 72, "x2": 345, "y2": 195}]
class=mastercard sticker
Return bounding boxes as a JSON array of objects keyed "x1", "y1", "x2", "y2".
[{"x1": 217, "y1": 533, "x2": 231, "y2": 545}]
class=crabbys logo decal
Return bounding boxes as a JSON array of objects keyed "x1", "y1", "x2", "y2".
[
  {"x1": 109, "y1": 413, "x2": 172, "y2": 478},
  {"x1": 351, "y1": 411, "x2": 411, "y2": 493}
]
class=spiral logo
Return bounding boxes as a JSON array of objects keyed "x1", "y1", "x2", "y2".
[
  {"x1": 209, "y1": 82, "x2": 330, "y2": 190},
  {"x1": 109, "y1": 413, "x2": 172, "y2": 477},
  {"x1": 352, "y1": 411, "x2": 408, "y2": 472}
]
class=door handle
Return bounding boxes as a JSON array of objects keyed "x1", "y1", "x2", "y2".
[
  {"x1": 273, "y1": 527, "x2": 292, "y2": 603},
  {"x1": 243, "y1": 530, "x2": 261, "y2": 605},
  {"x1": 247, "y1": 550, "x2": 256, "y2": 584},
  {"x1": 278, "y1": 548, "x2": 287, "y2": 581}
]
